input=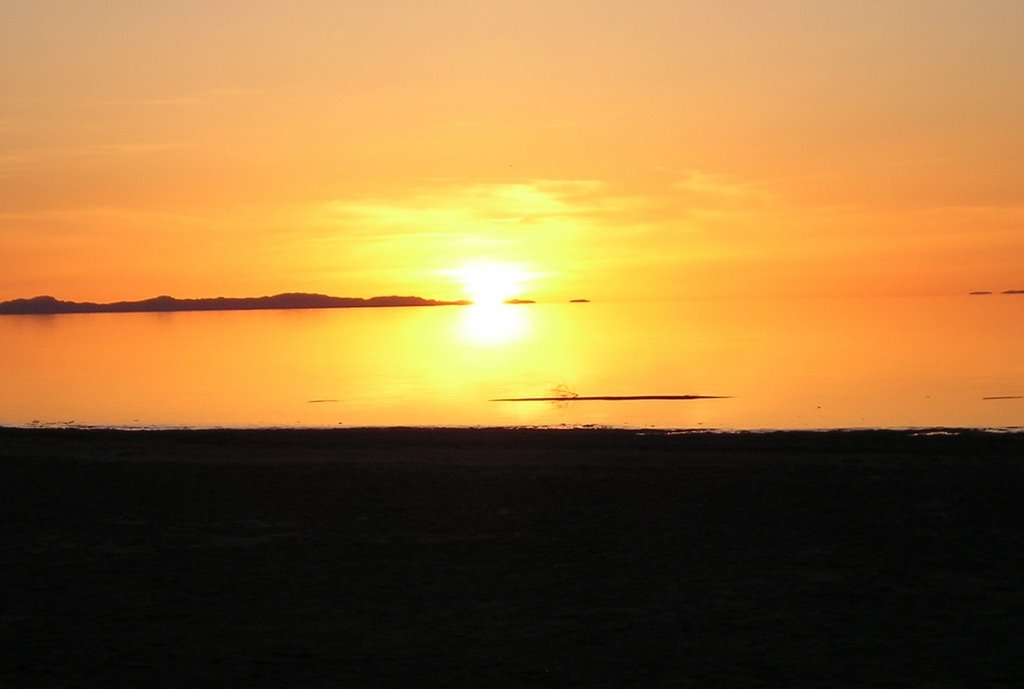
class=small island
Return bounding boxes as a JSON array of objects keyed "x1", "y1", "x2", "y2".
[
  {"x1": 0, "y1": 293, "x2": 471, "y2": 316},
  {"x1": 969, "y1": 291, "x2": 992, "y2": 295},
  {"x1": 503, "y1": 298, "x2": 536, "y2": 305},
  {"x1": 569, "y1": 298, "x2": 591, "y2": 303}
]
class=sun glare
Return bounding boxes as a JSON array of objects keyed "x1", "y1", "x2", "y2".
[
  {"x1": 450, "y1": 261, "x2": 532, "y2": 305},
  {"x1": 457, "y1": 302, "x2": 531, "y2": 347}
]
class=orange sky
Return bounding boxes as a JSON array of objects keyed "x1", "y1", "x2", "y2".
[{"x1": 2, "y1": 1, "x2": 1022, "y2": 302}]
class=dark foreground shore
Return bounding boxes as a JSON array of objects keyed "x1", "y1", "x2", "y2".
[{"x1": 2, "y1": 427, "x2": 1023, "y2": 688}]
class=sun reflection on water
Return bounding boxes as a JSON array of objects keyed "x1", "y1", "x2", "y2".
[{"x1": 456, "y1": 303, "x2": 532, "y2": 347}]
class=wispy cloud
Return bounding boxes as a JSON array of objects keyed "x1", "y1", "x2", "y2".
[
  {"x1": 87, "y1": 87, "x2": 266, "y2": 109},
  {"x1": 671, "y1": 170, "x2": 777, "y2": 204},
  {"x1": 314, "y1": 179, "x2": 606, "y2": 238},
  {"x1": 0, "y1": 141, "x2": 187, "y2": 176},
  {"x1": 292, "y1": 179, "x2": 623, "y2": 288}
]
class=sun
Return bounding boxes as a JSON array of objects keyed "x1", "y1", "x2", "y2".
[{"x1": 450, "y1": 261, "x2": 532, "y2": 305}]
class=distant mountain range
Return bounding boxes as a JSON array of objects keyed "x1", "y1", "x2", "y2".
[
  {"x1": 0, "y1": 293, "x2": 472, "y2": 315},
  {"x1": 970, "y1": 290, "x2": 1024, "y2": 295}
]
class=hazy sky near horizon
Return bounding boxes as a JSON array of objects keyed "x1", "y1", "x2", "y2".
[{"x1": 2, "y1": 0, "x2": 1022, "y2": 301}]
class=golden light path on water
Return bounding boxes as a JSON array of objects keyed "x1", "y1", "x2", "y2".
[{"x1": 457, "y1": 304, "x2": 532, "y2": 348}]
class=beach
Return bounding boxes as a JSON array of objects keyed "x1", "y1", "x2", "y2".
[{"x1": 2, "y1": 427, "x2": 1023, "y2": 687}]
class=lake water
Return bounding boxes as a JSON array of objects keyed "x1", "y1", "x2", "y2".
[{"x1": 2, "y1": 297, "x2": 1021, "y2": 430}]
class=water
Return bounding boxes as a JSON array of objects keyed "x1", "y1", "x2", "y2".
[{"x1": 2, "y1": 297, "x2": 1021, "y2": 430}]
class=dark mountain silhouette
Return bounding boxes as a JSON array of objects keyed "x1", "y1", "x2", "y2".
[
  {"x1": 0, "y1": 293, "x2": 471, "y2": 315},
  {"x1": 569, "y1": 298, "x2": 591, "y2": 303},
  {"x1": 969, "y1": 291, "x2": 992, "y2": 295},
  {"x1": 1002, "y1": 289, "x2": 1024, "y2": 294}
]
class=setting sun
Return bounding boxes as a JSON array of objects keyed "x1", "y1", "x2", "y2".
[{"x1": 449, "y1": 262, "x2": 534, "y2": 305}]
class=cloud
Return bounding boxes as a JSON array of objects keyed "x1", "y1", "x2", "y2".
[
  {"x1": 0, "y1": 142, "x2": 187, "y2": 176},
  {"x1": 313, "y1": 179, "x2": 607, "y2": 244},
  {"x1": 300, "y1": 174, "x2": 796, "y2": 277},
  {"x1": 672, "y1": 170, "x2": 776, "y2": 202},
  {"x1": 288, "y1": 180, "x2": 629, "y2": 291},
  {"x1": 87, "y1": 87, "x2": 266, "y2": 108}
]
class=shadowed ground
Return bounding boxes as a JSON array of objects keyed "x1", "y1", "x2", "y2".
[{"x1": 2, "y1": 427, "x2": 1022, "y2": 688}]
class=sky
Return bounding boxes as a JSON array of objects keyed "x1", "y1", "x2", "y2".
[{"x1": 2, "y1": 0, "x2": 1022, "y2": 302}]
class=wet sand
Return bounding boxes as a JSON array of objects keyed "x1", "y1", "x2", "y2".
[{"x1": 2, "y1": 427, "x2": 1023, "y2": 687}]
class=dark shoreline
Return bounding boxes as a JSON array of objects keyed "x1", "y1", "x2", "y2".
[
  {"x1": 4, "y1": 427, "x2": 1023, "y2": 687},
  {"x1": 1, "y1": 423, "x2": 1022, "y2": 457}
]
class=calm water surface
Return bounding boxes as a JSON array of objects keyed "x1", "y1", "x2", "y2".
[{"x1": 2, "y1": 297, "x2": 1021, "y2": 430}]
